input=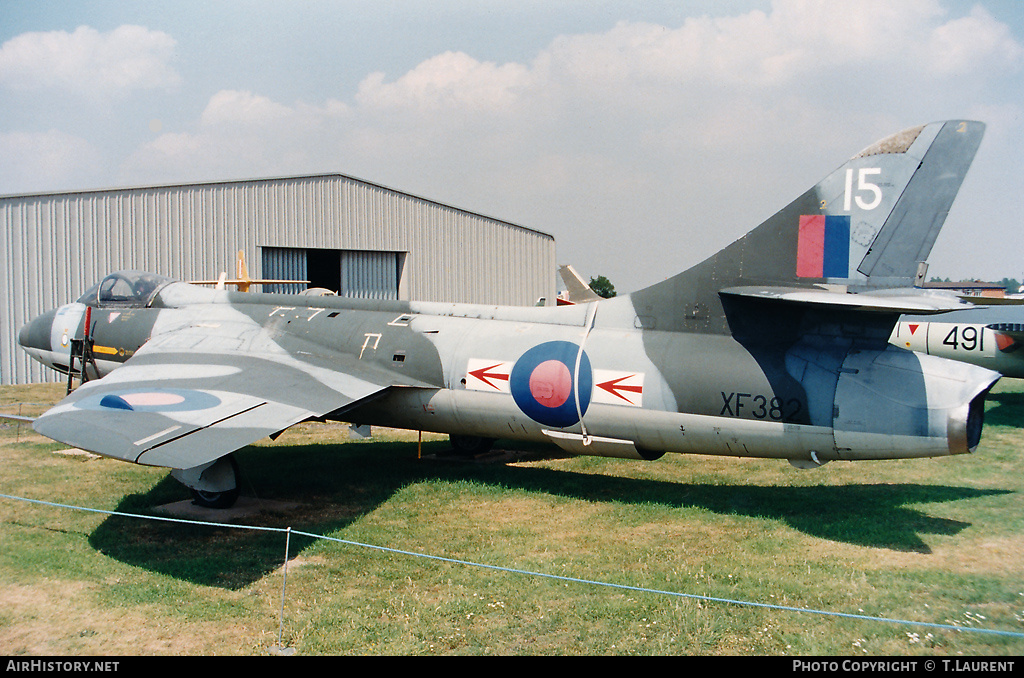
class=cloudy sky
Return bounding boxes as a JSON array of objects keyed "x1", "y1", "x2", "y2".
[{"x1": 2, "y1": 0, "x2": 1022, "y2": 293}]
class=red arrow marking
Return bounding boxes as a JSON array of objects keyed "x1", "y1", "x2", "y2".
[
  {"x1": 908, "y1": 324, "x2": 920, "y2": 335},
  {"x1": 469, "y1": 363, "x2": 510, "y2": 390},
  {"x1": 596, "y1": 375, "x2": 643, "y2": 403}
]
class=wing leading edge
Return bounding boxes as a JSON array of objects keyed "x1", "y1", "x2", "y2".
[{"x1": 32, "y1": 319, "x2": 425, "y2": 470}]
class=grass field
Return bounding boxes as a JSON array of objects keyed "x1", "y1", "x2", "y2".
[{"x1": 2, "y1": 380, "x2": 1023, "y2": 656}]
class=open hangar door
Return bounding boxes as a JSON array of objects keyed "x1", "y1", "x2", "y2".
[{"x1": 261, "y1": 247, "x2": 404, "y2": 299}]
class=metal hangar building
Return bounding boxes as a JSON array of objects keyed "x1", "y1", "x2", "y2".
[{"x1": 0, "y1": 173, "x2": 557, "y2": 384}]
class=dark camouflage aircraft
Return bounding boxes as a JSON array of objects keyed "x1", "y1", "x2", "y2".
[{"x1": 16, "y1": 120, "x2": 994, "y2": 508}]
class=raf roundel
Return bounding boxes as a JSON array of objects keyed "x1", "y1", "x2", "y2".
[
  {"x1": 510, "y1": 341, "x2": 592, "y2": 428},
  {"x1": 75, "y1": 388, "x2": 223, "y2": 413}
]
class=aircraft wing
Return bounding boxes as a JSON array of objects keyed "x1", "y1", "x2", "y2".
[
  {"x1": 719, "y1": 286, "x2": 975, "y2": 314},
  {"x1": 32, "y1": 318, "x2": 422, "y2": 470}
]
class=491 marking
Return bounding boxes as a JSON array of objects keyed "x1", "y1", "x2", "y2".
[{"x1": 943, "y1": 325, "x2": 984, "y2": 352}]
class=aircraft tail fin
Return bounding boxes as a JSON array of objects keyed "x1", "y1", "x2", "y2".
[
  {"x1": 622, "y1": 120, "x2": 985, "y2": 333},
  {"x1": 558, "y1": 264, "x2": 601, "y2": 304},
  {"x1": 236, "y1": 249, "x2": 250, "y2": 285}
]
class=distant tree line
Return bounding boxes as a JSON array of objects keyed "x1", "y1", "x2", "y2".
[{"x1": 588, "y1": 275, "x2": 617, "y2": 299}]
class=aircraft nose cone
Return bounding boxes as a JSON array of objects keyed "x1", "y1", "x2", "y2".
[{"x1": 18, "y1": 308, "x2": 57, "y2": 352}]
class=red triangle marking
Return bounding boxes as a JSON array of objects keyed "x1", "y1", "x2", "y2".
[{"x1": 995, "y1": 332, "x2": 1017, "y2": 352}]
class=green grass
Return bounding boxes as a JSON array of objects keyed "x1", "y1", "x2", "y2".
[{"x1": 1, "y1": 382, "x2": 1023, "y2": 655}]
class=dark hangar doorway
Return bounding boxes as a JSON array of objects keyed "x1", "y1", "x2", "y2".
[{"x1": 260, "y1": 247, "x2": 404, "y2": 299}]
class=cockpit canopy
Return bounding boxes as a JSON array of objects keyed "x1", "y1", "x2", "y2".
[{"x1": 76, "y1": 271, "x2": 176, "y2": 308}]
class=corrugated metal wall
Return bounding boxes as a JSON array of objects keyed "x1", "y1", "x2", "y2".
[
  {"x1": 0, "y1": 173, "x2": 556, "y2": 384},
  {"x1": 340, "y1": 250, "x2": 400, "y2": 300},
  {"x1": 261, "y1": 247, "x2": 308, "y2": 295}
]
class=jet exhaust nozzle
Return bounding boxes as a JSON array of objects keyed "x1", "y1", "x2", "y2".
[{"x1": 832, "y1": 348, "x2": 999, "y2": 459}]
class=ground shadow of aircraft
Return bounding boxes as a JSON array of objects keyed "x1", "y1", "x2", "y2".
[
  {"x1": 977, "y1": 389, "x2": 1024, "y2": 428},
  {"x1": 87, "y1": 438, "x2": 1009, "y2": 589}
]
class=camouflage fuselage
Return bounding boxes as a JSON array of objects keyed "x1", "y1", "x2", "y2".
[{"x1": 21, "y1": 278, "x2": 996, "y2": 466}]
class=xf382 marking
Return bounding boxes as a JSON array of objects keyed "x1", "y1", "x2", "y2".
[{"x1": 720, "y1": 392, "x2": 803, "y2": 422}]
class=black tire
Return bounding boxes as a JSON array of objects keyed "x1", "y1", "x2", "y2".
[
  {"x1": 190, "y1": 485, "x2": 240, "y2": 509},
  {"x1": 189, "y1": 455, "x2": 240, "y2": 508}
]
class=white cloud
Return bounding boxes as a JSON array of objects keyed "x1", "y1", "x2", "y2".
[
  {"x1": 924, "y1": 5, "x2": 1024, "y2": 75},
  {"x1": 339, "y1": 0, "x2": 1022, "y2": 147},
  {"x1": 55, "y1": 3, "x2": 1022, "y2": 287},
  {"x1": 0, "y1": 25, "x2": 180, "y2": 96},
  {"x1": 0, "y1": 130, "x2": 102, "y2": 192},
  {"x1": 333, "y1": 1, "x2": 1023, "y2": 287},
  {"x1": 122, "y1": 92, "x2": 353, "y2": 184},
  {"x1": 200, "y1": 90, "x2": 294, "y2": 127},
  {"x1": 356, "y1": 51, "x2": 532, "y2": 113}
]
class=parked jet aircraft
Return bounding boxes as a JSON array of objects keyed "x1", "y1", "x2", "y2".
[
  {"x1": 17, "y1": 120, "x2": 995, "y2": 508},
  {"x1": 892, "y1": 299, "x2": 1024, "y2": 378}
]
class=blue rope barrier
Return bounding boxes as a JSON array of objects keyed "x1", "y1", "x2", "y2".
[{"x1": 2, "y1": 492, "x2": 1022, "y2": 640}]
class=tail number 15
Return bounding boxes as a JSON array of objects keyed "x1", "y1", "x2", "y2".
[{"x1": 844, "y1": 168, "x2": 882, "y2": 211}]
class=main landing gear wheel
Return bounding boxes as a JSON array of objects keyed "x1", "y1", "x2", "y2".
[
  {"x1": 448, "y1": 435, "x2": 496, "y2": 456},
  {"x1": 190, "y1": 483, "x2": 240, "y2": 509},
  {"x1": 171, "y1": 454, "x2": 241, "y2": 509}
]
